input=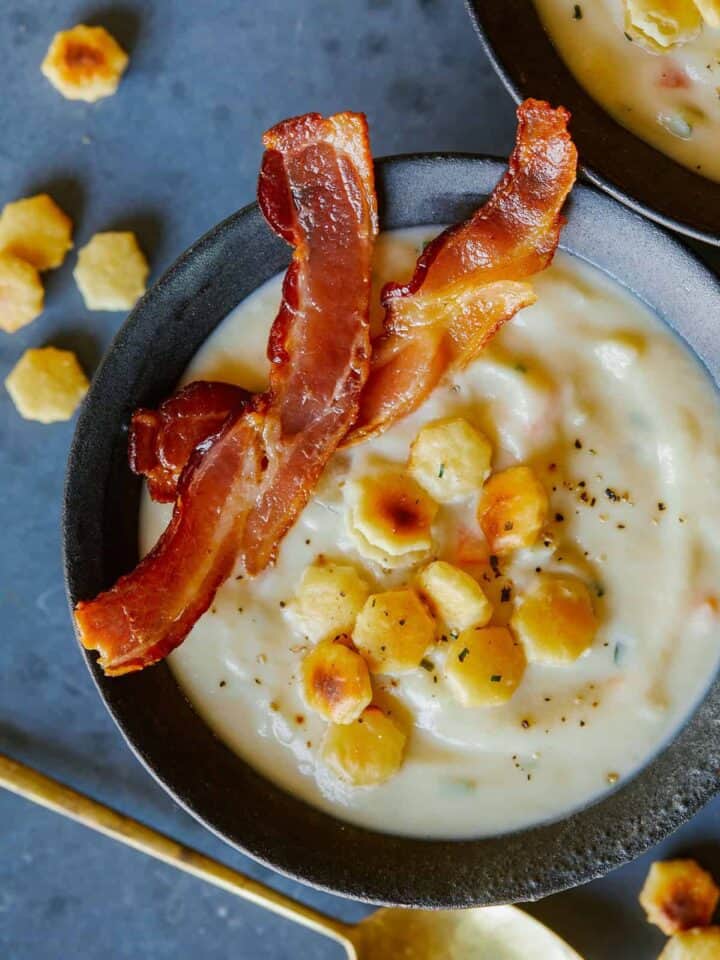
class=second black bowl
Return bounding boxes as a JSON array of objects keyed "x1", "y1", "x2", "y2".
[
  {"x1": 467, "y1": 0, "x2": 720, "y2": 245},
  {"x1": 64, "y1": 154, "x2": 720, "y2": 907}
]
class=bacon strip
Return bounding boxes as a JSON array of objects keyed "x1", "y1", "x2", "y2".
[
  {"x1": 345, "y1": 99, "x2": 577, "y2": 445},
  {"x1": 126, "y1": 100, "x2": 576, "y2": 501},
  {"x1": 129, "y1": 381, "x2": 252, "y2": 502},
  {"x1": 75, "y1": 112, "x2": 377, "y2": 675}
]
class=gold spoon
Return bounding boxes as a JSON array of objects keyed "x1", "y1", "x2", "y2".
[{"x1": 0, "y1": 753, "x2": 583, "y2": 959}]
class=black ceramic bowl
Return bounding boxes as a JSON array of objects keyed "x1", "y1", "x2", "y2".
[
  {"x1": 64, "y1": 155, "x2": 720, "y2": 908},
  {"x1": 466, "y1": 1, "x2": 720, "y2": 246}
]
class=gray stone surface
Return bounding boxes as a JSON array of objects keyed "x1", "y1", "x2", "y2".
[{"x1": 0, "y1": 1, "x2": 718, "y2": 958}]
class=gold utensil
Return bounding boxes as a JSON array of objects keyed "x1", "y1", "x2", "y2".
[{"x1": 0, "y1": 752, "x2": 582, "y2": 959}]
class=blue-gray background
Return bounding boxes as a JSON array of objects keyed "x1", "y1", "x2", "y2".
[{"x1": 1, "y1": 2, "x2": 719, "y2": 958}]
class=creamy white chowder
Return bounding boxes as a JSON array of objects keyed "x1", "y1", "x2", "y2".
[
  {"x1": 140, "y1": 228, "x2": 720, "y2": 838},
  {"x1": 534, "y1": 0, "x2": 720, "y2": 183}
]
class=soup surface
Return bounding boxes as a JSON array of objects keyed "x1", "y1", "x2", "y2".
[
  {"x1": 140, "y1": 228, "x2": 720, "y2": 838},
  {"x1": 534, "y1": 0, "x2": 720, "y2": 183}
]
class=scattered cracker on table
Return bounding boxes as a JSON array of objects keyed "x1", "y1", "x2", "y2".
[
  {"x1": 659, "y1": 926, "x2": 720, "y2": 959},
  {"x1": 0, "y1": 194, "x2": 73, "y2": 271},
  {"x1": 640, "y1": 859, "x2": 720, "y2": 936},
  {"x1": 5, "y1": 347, "x2": 89, "y2": 423},
  {"x1": 0, "y1": 253, "x2": 44, "y2": 333},
  {"x1": 41, "y1": 25, "x2": 128, "y2": 103},
  {"x1": 74, "y1": 231, "x2": 149, "y2": 311}
]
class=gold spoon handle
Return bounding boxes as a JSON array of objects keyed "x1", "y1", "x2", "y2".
[{"x1": 0, "y1": 753, "x2": 355, "y2": 956}]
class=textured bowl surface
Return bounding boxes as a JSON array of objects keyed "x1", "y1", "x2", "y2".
[
  {"x1": 466, "y1": 0, "x2": 720, "y2": 246},
  {"x1": 64, "y1": 155, "x2": 720, "y2": 907}
]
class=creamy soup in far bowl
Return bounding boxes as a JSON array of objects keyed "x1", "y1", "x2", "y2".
[
  {"x1": 140, "y1": 227, "x2": 720, "y2": 839},
  {"x1": 534, "y1": 0, "x2": 720, "y2": 183}
]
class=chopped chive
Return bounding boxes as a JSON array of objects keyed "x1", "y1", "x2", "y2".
[
  {"x1": 420, "y1": 657, "x2": 434, "y2": 672},
  {"x1": 490, "y1": 674, "x2": 502, "y2": 683},
  {"x1": 573, "y1": 3, "x2": 583, "y2": 18},
  {"x1": 438, "y1": 463, "x2": 445, "y2": 478},
  {"x1": 458, "y1": 647, "x2": 470, "y2": 663}
]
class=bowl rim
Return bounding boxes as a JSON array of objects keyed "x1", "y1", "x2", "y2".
[
  {"x1": 465, "y1": 0, "x2": 720, "y2": 247},
  {"x1": 64, "y1": 152, "x2": 720, "y2": 907}
]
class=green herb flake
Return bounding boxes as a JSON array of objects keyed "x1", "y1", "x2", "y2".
[
  {"x1": 659, "y1": 112, "x2": 693, "y2": 140},
  {"x1": 445, "y1": 776, "x2": 477, "y2": 795},
  {"x1": 593, "y1": 581, "x2": 605, "y2": 598},
  {"x1": 458, "y1": 647, "x2": 470, "y2": 663},
  {"x1": 613, "y1": 641, "x2": 626, "y2": 666},
  {"x1": 490, "y1": 674, "x2": 502, "y2": 683},
  {"x1": 514, "y1": 362, "x2": 528, "y2": 373},
  {"x1": 438, "y1": 463, "x2": 445, "y2": 478},
  {"x1": 573, "y1": 4, "x2": 583, "y2": 19},
  {"x1": 420, "y1": 657, "x2": 434, "y2": 672},
  {"x1": 624, "y1": 30, "x2": 633, "y2": 41}
]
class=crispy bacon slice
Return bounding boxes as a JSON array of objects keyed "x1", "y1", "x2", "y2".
[
  {"x1": 75, "y1": 112, "x2": 377, "y2": 675},
  {"x1": 345, "y1": 98, "x2": 577, "y2": 445},
  {"x1": 128, "y1": 381, "x2": 252, "y2": 502},
  {"x1": 130, "y1": 100, "x2": 578, "y2": 499}
]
